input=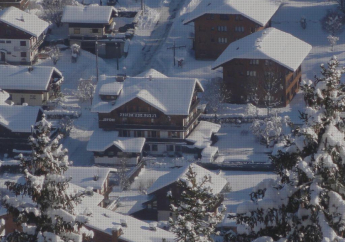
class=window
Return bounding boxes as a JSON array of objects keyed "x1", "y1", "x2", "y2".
[
  {"x1": 250, "y1": 27, "x2": 255, "y2": 33},
  {"x1": 167, "y1": 145, "x2": 174, "y2": 152},
  {"x1": 20, "y1": 41, "x2": 26, "y2": 46},
  {"x1": 152, "y1": 145, "x2": 158, "y2": 151},
  {"x1": 175, "y1": 145, "x2": 182, "y2": 152},
  {"x1": 0, "y1": 40, "x2": 4, "y2": 43},
  {"x1": 122, "y1": 117, "x2": 128, "y2": 123},
  {"x1": 265, "y1": 72, "x2": 274, "y2": 77},
  {"x1": 250, "y1": 59, "x2": 259, "y2": 65},
  {"x1": 217, "y1": 26, "x2": 227, "y2": 32},
  {"x1": 235, "y1": 26, "x2": 244, "y2": 32},
  {"x1": 29, "y1": 95, "x2": 36, "y2": 99},
  {"x1": 136, "y1": 131, "x2": 143, "y2": 137},
  {"x1": 265, "y1": 60, "x2": 272, "y2": 65},
  {"x1": 218, "y1": 37, "x2": 227, "y2": 44},
  {"x1": 122, "y1": 130, "x2": 129, "y2": 137},
  {"x1": 91, "y1": 28, "x2": 99, "y2": 33},
  {"x1": 235, "y1": 15, "x2": 243, "y2": 21},
  {"x1": 108, "y1": 151, "x2": 115, "y2": 156},
  {"x1": 151, "y1": 131, "x2": 157, "y2": 138},
  {"x1": 206, "y1": 14, "x2": 214, "y2": 20},
  {"x1": 170, "y1": 132, "x2": 178, "y2": 138},
  {"x1": 247, "y1": 71, "x2": 256, "y2": 77},
  {"x1": 21, "y1": 52, "x2": 26, "y2": 57},
  {"x1": 220, "y1": 15, "x2": 229, "y2": 20},
  {"x1": 6, "y1": 40, "x2": 11, "y2": 44},
  {"x1": 144, "y1": 144, "x2": 150, "y2": 151},
  {"x1": 74, "y1": 28, "x2": 80, "y2": 34}
]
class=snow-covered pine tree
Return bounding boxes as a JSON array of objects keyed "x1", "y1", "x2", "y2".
[
  {"x1": 1, "y1": 115, "x2": 94, "y2": 242},
  {"x1": 227, "y1": 56, "x2": 345, "y2": 242},
  {"x1": 168, "y1": 165, "x2": 225, "y2": 242}
]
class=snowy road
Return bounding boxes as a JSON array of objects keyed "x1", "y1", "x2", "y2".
[{"x1": 126, "y1": 0, "x2": 186, "y2": 76}]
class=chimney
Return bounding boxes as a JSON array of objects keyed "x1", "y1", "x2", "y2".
[
  {"x1": 120, "y1": 219, "x2": 127, "y2": 227},
  {"x1": 112, "y1": 226, "x2": 123, "y2": 242},
  {"x1": 148, "y1": 75, "x2": 153, "y2": 81},
  {"x1": 28, "y1": 66, "x2": 33, "y2": 72},
  {"x1": 93, "y1": 174, "x2": 99, "y2": 181}
]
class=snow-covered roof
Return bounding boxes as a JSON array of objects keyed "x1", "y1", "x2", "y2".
[
  {"x1": 78, "y1": 204, "x2": 175, "y2": 242},
  {"x1": 186, "y1": 121, "x2": 221, "y2": 148},
  {"x1": 212, "y1": 27, "x2": 312, "y2": 72},
  {"x1": 0, "y1": 66, "x2": 63, "y2": 91},
  {"x1": 201, "y1": 146, "x2": 219, "y2": 157},
  {"x1": 137, "y1": 69, "x2": 168, "y2": 78},
  {"x1": 99, "y1": 82, "x2": 123, "y2": 96},
  {"x1": 65, "y1": 167, "x2": 117, "y2": 191},
  {"x1": 0, "y1": 90, "x2": 9, "y2": 105},
  {"x1": 61, "y1": 6, "x2": 117, "y2": 24},
  {"x1": 147, "y1": 164, "x2": 227, "y2": 195},
  {"x1": 0, "y1": 105, "x2": 40, "y2": 132},
  {"x1": 0, "y1": 7, "x2": 49, "y2": 37},
  {"x1": 87, "y1": 129, "x2": 145, "y2": 153},
  {"x1": 183, "y1": 0, "x2": 281, "y2": 26},
  {"x1": 92, "y1": 72, "x2": 204, "y2": 116}
]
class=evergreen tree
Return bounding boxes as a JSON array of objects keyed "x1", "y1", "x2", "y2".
[
  {"x1": 1, "y1": 115, "x2": 94, "y2": 242},
  {"x1": 227, "y1": 56, "x2": 345, "y2": 242},
  {"x1": 168, "y1": 165, "x2": 225, "y2": 242}
]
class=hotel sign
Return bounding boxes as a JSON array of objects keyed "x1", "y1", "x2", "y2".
[{"x1": 119, "y1": 113, "x2": 158, "y2": 118}]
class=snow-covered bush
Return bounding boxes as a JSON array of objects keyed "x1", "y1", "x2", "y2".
[
  {"x1": 227, "y1": 56, "x2": 345, "y2": 242},
  {"x1": 168, "y1": 165, "x2": 225, "y2": 241},
  {"x1": 203, "y1": 77, "x2": 231, "y2": 121},
  {"x1": 251, "y1": 116, "x2": 291, "y2": 147},
  {"x1": 49, "y1": 46, "x2": 60, "y2": 65},
  {"x1": 40, "y1": 0, "x2": 77, "y2": 27},
  {"x1": 1, "y1": 115, "x2": 93, "y2": 242},
  {"x1": 75, "y1": 79, "x2": 95, "y2": 104},
  {"x1": 322, "y1": 10, "x2": 343, "y2": 35},
  {"x1": 328, "y1": 35, "x2": 339, "y2": 51}
]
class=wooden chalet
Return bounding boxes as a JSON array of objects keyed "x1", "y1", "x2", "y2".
[
  {"x1": 183, "y1": 0, "x2": 281, "y2": 59},
  {"x1": 132, "y1": 164, "x2": 227, "y2": 221},
  {"x1": 89, "y1": 69, "x2": 220, "y2": 165},
  {"x1": 0, "y1": 65, "x2": 63, "y2": 106},
  {"x1": 0, "y1": 0, "x2": 29, "y2": 10},
  {"x1": 0, "y1": 105, "x2": 42, "y2": 154},
  {"x1": 212, "y1": 28, "x2": 312, "y2": 106},
  {"x1": 0, "y1": 7, "x2": 49, "y2": 65}
]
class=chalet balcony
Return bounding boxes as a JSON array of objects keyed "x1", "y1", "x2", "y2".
[
  {"x1": 30, "y1": 36, "x2": 45, "y2": 51},
  {"x1": 69, "y1": 35, "x2": 107, "y2": 41},
  {"x1": 100, "y1": 109, "x2": 202, "y2": 131}
]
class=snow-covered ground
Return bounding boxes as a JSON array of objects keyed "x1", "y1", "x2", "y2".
[{"x1": 216, "y1": 124, "x2": 271, "y2": 163}]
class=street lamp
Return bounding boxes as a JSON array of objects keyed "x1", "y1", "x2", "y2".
[{"x1": 95, "y1": 40, "x2": 105, "y2": 83}]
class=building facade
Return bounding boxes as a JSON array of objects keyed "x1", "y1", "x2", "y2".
[
  {"x1": 0, "y1": 0, "x2": 29, "y2": 10},
  {"x1": 188, "y1": 14, "x2": 269, "y2": 59},
  {"x1": 221, "y1": 59, "x2": 302, "y2": 106},
  {"x1": 212, "y1": 28, "x2": 312, "y2": 107},
  {"x1": 0, "y1": 66, "x2": 63, "y2": 106},
  {"x1": 89, "y1": 71, "x2": 220, "y2": 165},
  {"x1": 0, "y1": 7, "x2": 49, "y2": 65},
  {"x1": 183, "y1": 0, "x2": 281, "y2": 59}
]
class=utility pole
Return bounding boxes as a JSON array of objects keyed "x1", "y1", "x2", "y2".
[
  {"x1": 141, "y1": 0, "x2": 145, "y2": 11},
  {"x1": 95, "y1": 40, "x2": 99, "y2": 82},
  {"x1": 167, "y1": 41, "x2": 186, "y2": 66}
]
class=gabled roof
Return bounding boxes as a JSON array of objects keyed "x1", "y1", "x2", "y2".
[
  {"x1": 0, "y1": 105, "x2": 40, "y2": 132},
  {"x1": 183, "y1": 0, "x2": 281, "y2": 26},
  {"x1": 137, "y1": 69, "x2": 168, "y2": 78},
  {"x1": 186, "y1": 121, "x2": 221, "y2": 148},
  {"x1": 61, "y1": 5, "x2": 117, "y2": 24},
  {"x1": 147, "y1": 164, "x2": 227, "y2": 195},
  {"x1": 92, "y1": 71, "x2": 204, "y2": 116},
  {"x1": 0, "y1": 7, "x2": 49, "y2": 37},
  {"x1": 212, "y1": 27, "x2": 312, "y2": 71},
  {"x1": 65, "y1": 167, "x2": 117, "y2": 191},
  {"x1": 0, "y1": 66, "x2": 63, "y2": 91},
  {"x1": 87, "y1": 129, "x2": 145, "y2": 153}
]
